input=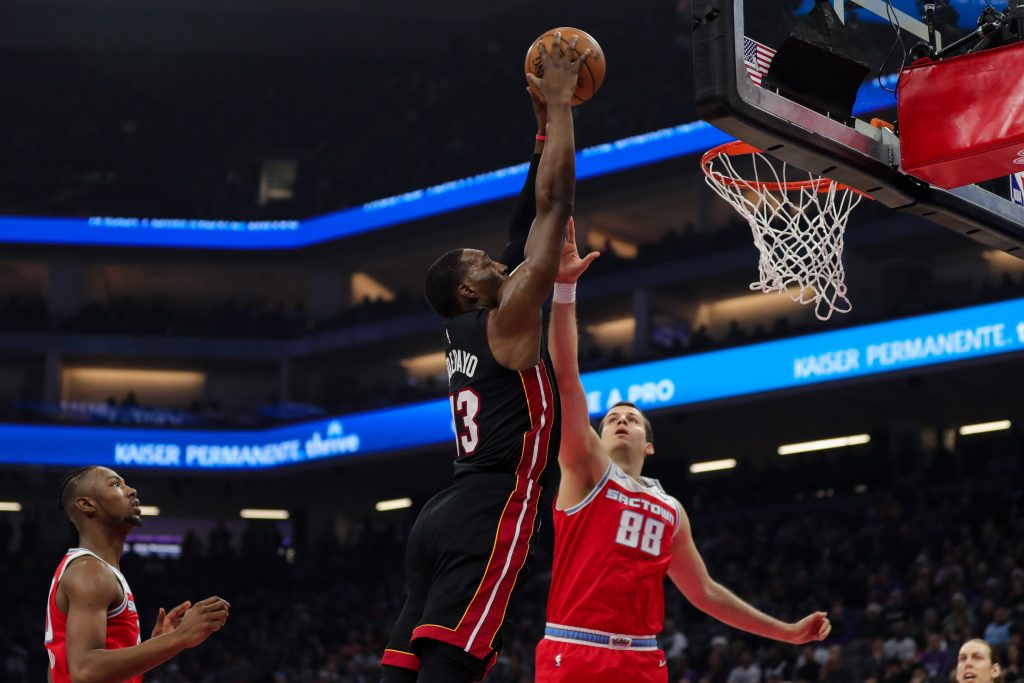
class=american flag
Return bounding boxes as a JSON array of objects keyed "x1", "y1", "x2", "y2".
[{"x1": 743, "y1": 36, "x2": 777, "y2": 87}]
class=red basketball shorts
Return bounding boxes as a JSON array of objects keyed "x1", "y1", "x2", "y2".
[{"x1": 535, "y1": 638, "x2": 668, "y2": 683}]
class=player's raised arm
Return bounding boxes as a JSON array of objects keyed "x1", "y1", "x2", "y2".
[
  {"x1": 63, "y1": 559, "x2": 229, "y2": 683},
  {"x1": 549, "y1": 219, "x2": 605, "y2": 486},
  {"x1": 490, "y1": 32, "x2": 591, "y2": 369},
  {"x1": 498, "y1": 92, "x2": 547, "y2": 270},
  {"x1": 667, "y1": 505, "x2": 832, "y2": 645}
]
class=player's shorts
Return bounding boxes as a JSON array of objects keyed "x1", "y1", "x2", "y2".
[
  {"x1": 535, "y1": 626, "x2": 668, "y2": 683},
  {"x1": 382, "y1": 472, "x2": 543, "y2": 671}
]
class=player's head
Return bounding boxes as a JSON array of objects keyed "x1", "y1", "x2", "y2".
[
  {"x1": 598, "y1": 401, "x2": 654, "y2": 457},
  {"x1": 957, "y1": 639, "x2": 1001, "y2": 683},
  {"x1": 58, "y1": 466, "x2": 143, "y2": 531},
  {"x1": 424, "y1": 248, "x2": 508, "y2": 318}
]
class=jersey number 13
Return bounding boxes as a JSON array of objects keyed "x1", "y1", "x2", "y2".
[{"x1": 451, "y1": 388, "x2": 481, "y2": 457}]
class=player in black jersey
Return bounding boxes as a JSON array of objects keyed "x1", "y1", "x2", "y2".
[{"x1": 380, "y1": 33, "x2": 591, "y2": 683}]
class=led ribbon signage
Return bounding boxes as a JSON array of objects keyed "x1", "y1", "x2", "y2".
[
  {"x1": 0, "y1": 81, "x2": 896, "y2": 249},
  {"x1": 2, "y1": 296, "x2": 1021, "y2": 469}
]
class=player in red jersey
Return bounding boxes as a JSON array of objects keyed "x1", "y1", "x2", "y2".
[
  {"x1": 45, "y1": 466, "x2": 229, "y2": 683},
  {"x1": 534, "y1": 223, "x2": 832, "y2": 682}
]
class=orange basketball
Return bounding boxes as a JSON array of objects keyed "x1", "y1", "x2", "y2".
[{"x1": 524, "y1": 27, "x2": 605, "y2": 106}]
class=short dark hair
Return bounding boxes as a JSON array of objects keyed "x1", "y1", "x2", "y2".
[
  {"x1": 424, "y1": 249, "x2": 467, "y2": 318},
  {"x1": 57, "y1": 466, "x2": 98, "y2": 512},
  {"x1": 599, "y1": 401, "x2": 654, "y2": 443}
]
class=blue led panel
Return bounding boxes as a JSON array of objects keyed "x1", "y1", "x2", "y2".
[{"x1": 2, "y1": 296, "x2": 1020, "y2": 469}]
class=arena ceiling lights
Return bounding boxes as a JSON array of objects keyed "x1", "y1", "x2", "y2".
[
  {"x1": 138, "y1": 505, "x2": 161, "y2": 516},
  {"x1": 0, "y1": 501, "x2": 22, "y2": 512},
  {"x1": 376, "y1": 498, "x2": 413, "y2": 512},
  {"x1": 777, "y1": 434, "x2": 871, "y2": 456},
  {"x1": 958, "y1": 420, "x2": 1012, "y2": 436},
  {"x1": 688, "y1": 459, "x2": 737, "y2": 474},
  {"x1": 239, "y1": 508, "x2": 290, "y2": 520}
]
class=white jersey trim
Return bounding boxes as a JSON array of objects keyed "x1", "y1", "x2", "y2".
[
  {"x1": 63, "y1": 548, "x2": 131, "y2": 617},
  {"x1": 560, "y1": 460, "x2": 613, "y2": 516},
  {"x1": 605, "y1": 465, "x2": 683, "y2": 535},
  {"x1": 670, "y1": 497, "x2": 686, "y2": 538}
]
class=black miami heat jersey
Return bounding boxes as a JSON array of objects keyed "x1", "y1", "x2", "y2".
[
  {"x1": 444, "y1": 308, "x2": 559, "y2": 483},
  {"x1": 381, "y1": 307, "x2": 561, "y2": 667}
]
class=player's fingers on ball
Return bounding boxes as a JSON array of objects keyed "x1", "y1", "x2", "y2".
[
  {"x1": 551, "y1": 31, "x2": 561, "y2": 53},
  {"x1": 568, "y1": 35, "x2": 579, "y2": 55},
  {"x1": 536, "y1": 40, "x2": 549, "y2": 61}
]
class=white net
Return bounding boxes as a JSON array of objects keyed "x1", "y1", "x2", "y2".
[{"x1": 702, "y1": 143, "x2": 865, "y2": 321}]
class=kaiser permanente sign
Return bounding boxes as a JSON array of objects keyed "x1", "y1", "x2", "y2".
[{"x1": 2, "y1": 296, "x2": 1022, "y2": 469}]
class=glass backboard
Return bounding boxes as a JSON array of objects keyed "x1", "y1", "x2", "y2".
[{"x1": 693, "y1": 0, "x2": 1024, "y2": 255}]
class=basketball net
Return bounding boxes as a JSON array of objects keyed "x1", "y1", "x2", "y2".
[{"x1": 702, "y1": 141, "x2": 870, "y2": 321}]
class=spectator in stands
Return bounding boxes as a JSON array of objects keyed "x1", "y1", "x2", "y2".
[
  {"x1": 661, "y1": 619, "x2": 689, "y2": 659},
  {"x1": 886, "y1": 621, "x2": 919, "y2": 662},
  {"x1": 919, "y1": 632, "x2": 953, "y2": 682},
  {"x1": 985, "y1": 607, "x2": 1015, "y2": 646},
  {"x1": 860, "y1": 638, "x2": 888, "y2": 683},
  {"x1": 944, "y1": 593, "x2": 977, "y2": 637},
  {"x1": 821, "y1": 645, "x2": 854, "y2": 683},
  {"x1": 794, "y1": 644, "x2": 822, "y2": 683},
  {"x1": 727, "y1": 648, "x2": 762, "y2": 683},
  {"x1": 861, "y1": 602, "x2": 888, "y2": 640},
  {"x1": 1002, "y1": 642, "x2": 1023, "y2": 683}
]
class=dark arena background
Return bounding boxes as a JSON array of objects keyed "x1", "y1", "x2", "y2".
[{"x1": 1, "y1": 0, "x2": 1023, "y2": 682}]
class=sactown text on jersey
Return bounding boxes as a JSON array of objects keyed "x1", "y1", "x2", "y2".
[{"x1": 605, "y1": 488, "x2": 675, "y2": 525}]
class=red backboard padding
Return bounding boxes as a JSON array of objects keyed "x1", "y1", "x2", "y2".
[{"x1": 898, "y1": 42, "x2": 1024, "y2": 190}]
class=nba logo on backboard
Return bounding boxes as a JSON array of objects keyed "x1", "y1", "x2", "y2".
[{"x1": 1012, "y1": 172, "x2": 1024, "y2": 208}]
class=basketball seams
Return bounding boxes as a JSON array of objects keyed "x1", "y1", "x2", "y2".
[{"x1": 530, "y1": 30, "x2": 603, "y2": 105}]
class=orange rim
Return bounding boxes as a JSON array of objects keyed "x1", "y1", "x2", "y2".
[{"x1": 701, "y1": 141, "x2": 873, "y2": 199}]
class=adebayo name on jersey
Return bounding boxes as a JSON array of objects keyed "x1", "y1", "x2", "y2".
[{"x1": 446, "y1": 349, "x2": 479, "y2": 379}]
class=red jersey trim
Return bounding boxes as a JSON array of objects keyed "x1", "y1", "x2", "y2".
[
  {"x1": 411, "y1": 365, "x2": 553, "y2": 660},
  {"x1": 381, "y1": 648, "x2": 421, "y2": 671}
]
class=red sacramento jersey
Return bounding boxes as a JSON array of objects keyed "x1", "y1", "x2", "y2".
[
  {"x1": 45, "y1": 549, "x2": 142, "y2": 683},
  {"x1": 445, "y1": 308, "x2": 559, "y2": 482},
  {"x1": 547, "y1": 462, "x2": 683, "y2": 636}
]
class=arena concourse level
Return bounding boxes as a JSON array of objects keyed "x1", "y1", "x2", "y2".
[{"x1": 1, "y1": 0, "x2": 1023, "y2": 682}]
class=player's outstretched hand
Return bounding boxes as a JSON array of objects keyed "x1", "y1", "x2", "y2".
[
  {"x1": 150, "y1": 600, "x2": 191, "y2": 639},
  {"x1": 527, "y1": 31, "x2": 592, "y2": 106},
  {"x1": 175, "y1": 596, "x2": 231, "y2": 648},
  {"x1": 556, "y1": 217, "x2": 599, "y2": 284},
  {"x1": 788, "y1": 611, "x2": 831, "y2": 644}
]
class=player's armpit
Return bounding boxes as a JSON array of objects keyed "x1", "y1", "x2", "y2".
[{"x1": 487, "y1": 297, "x2": 543, "y2": 370}]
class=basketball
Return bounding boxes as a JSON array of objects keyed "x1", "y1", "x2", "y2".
[{"x1": 524, "y1": 27, "x2": 605, "y2": 106}]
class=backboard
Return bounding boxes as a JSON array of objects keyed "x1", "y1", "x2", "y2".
[{"x1": 693, "y1": 0, "x2": 1024, "y2": 256}]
